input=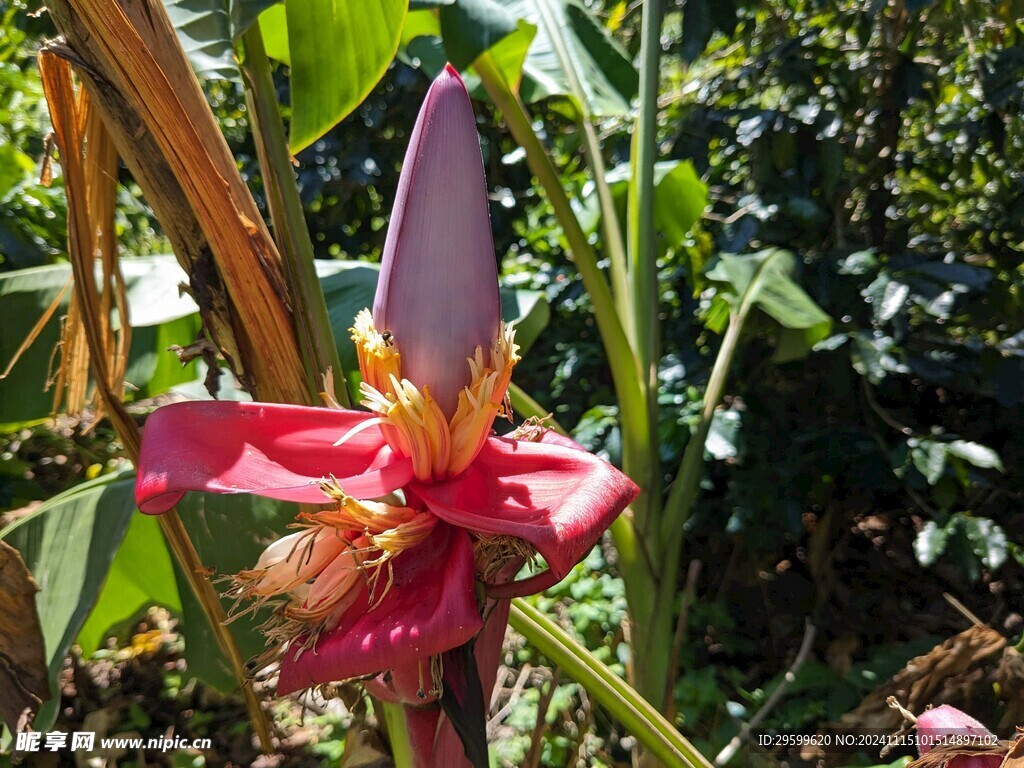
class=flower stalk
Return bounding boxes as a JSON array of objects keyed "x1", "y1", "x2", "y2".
[{"x1": 509, "y1": 599, "x2": 713, "y2": 768}]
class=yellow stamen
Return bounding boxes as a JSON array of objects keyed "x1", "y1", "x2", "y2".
[
  {"x1": 230, "y1": 485, "x2": 436, "y2": 652},
  {"x1": 449, "y1": 321, "x2": 520, "y2": 474},
  {"x1": 350, "y1": 311, "x2": 520, "y2": 480},
  {"x1": 315, "y1": 481, "x2": 423, "y2": 535},
  {"x1": 350, "y1": 309, "x2": 402, "y2": 395},
  {"x1": 360, "y1": 376, "x2": 451, "y2": 481}
]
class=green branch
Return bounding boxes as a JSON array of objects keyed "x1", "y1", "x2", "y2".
[
  {"x1": 510, "y1": 599, "x2": 714, "y2": 768},
  {"x1": 530, "y1": 0, "x2": 631, "y2": 328},
  {"x1": 629, "y1": 0, "x2": 664, "y2": 430}
]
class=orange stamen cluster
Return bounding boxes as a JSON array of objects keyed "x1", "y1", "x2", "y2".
[
  {"x1": 351, "y1": 309, "x2": 401, "y2": 394},
  {"x1": 350, "y1": 310, "x2": 519, "y2": 482},
  {"x1": 231, "y1": 485, "x2": 435, "y2": 646}
]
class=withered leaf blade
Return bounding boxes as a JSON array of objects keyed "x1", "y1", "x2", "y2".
[
  {"x1": 909, "y1": 742, "x2": 1009, "y2": 768},
  {"x1": 1001, "y1": 730, "x2": 1024, "y2": 768},
  {"x1": 0, "y1": 540, "x2": 51, "y2": 734},
  {"x1": 834, "y1": 626, "x2": 1006, "y2": 732},
  {"x1": 340, "y1": 724, "x2": 392, "y2": 768}
]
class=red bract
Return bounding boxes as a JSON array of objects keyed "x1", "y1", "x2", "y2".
[
  {"x1": 136, "y1": 399, "x2": 637, "y2": 692},
  {"x1": 134, "y1": 63, "x2": 639, "y2": 766}
]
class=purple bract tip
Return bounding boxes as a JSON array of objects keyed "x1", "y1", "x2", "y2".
[{"x1": 373, "y1": 65, "x2": 500, "y2": 417}]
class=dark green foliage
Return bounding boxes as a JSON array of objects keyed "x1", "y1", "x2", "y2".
[
  {"x1": 2, "y1": 0, "x2": 1022, "y2": 761},
  {"x1": 504, "y1": 0, "x2": 1023, "y2": 751}
]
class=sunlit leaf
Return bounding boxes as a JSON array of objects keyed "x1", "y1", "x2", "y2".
[
  {"x1": 911, "y1": 439, "x2": 948, "y2": 485},
  {"x1": 430, "y1": 0, "x2": 637, "y2": 114},
  {"x1": 961, "y1": 516, "x2": 1008, "y2": 570},
  {"x1": 595, "y1": 160, "x2": 707, "y2": 250},
  {"x1": 0, "y1": 144, "x2": 34, "y2": 200},
  {"x1": 706, "y1": 249, "x2": 832, "y2": 335},
  {"x1": 287, "y1": 0, "x2": 408, "y2": 153},
  {"x1": 258, "y1": 4, "x2": 289, "y2": 65},
  {"x1": 913, "y1": 520, "x2": 949, "y2": 567},
  {"x1": 946, "y1": 440, "x2": 1004, "y2": 471},
  {"x1": 705, "y1": 409, "x2": 742, "y2": 461},
  {"x1": 0, "y1": 472, "x2": 137, "y2": 730},
  {"x1": 76, "y1": 513, "x2": 182, "y2": 657}
]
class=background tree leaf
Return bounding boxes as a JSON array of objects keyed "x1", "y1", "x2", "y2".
[
  {"x1": 287, "y1": 0, "x2": 408, "y2": 153},
  {"x1": 170, "y1": 493, "x2": 298, "y2": 691},
  {"x1": 961, "y1": 516, "x2": 1008, "y2": 571},
  {"x1": 75, "y1": 513, "x2": 182, "y2": 657},
  {"x1": 946, "y1": 440, "x2": 1004, "y2": 472},
  {"x1": 706, "y1": 249, "x2": 832, "y2": 333},
  {"x1": 0, "y1": 472, "x2": 137, "y2": 730},
  {"x1": 258, "y1": 4, "x2": 289, "y2": 65},
  {"x1": 164, "y1": 0, "x2": 281, "y2": 80},
  {"x1": 913, "y1": 520, "x2": 949, "y2": 567},
  {"x1": 440, "y1": 0, "x2": 522, "y2": 71},
  {"x1": 589, "y1": 160, "x2": 708, "y2": 251},
  {"x1": 705, "y1": 409, "x2": 742, "y2": 461},
  {"x1": 432, "y1": 0, "x2": 637, "y2": 114}
]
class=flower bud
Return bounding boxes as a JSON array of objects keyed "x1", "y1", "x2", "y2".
[
  {"x1": 917, "y1": 705, "x2": 1002, "y2": 768},
  {"x1": 373, "y1": 64, "x2": 500, "y2": 417}
]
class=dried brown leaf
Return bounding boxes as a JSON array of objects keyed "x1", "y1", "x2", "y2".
[
  {"x1": 835, "y1": 626, "x2": 1007, "y2": 732},
  {"x1": 1000, "y1": 731, "x2": 1024, "y2": 768},
  {"x1": 42, "y1": 0, "x2": 312, "y2": 405},
  {"x1": 0, "y1": 541, "x2": 50, "y2": 734},
  {"x1": 39, "y1": 54, "x2": 140, "y2": 452},
  {"x1": 908, "y1": 742, "x2": 1009, "y2": 768}
]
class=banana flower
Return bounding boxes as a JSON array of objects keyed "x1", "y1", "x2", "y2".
[
  {"x1": 916, "y1": 705, "x2": 1003, "y2": 768},
  {"x1": 135, "y1": 65, "x2": 637, "y2": 762}
]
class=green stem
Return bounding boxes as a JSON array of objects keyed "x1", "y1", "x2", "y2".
[
  {"x1": 529, "y1": 0, "x2": 630, "y2": 326},
  {"x1": 581, "y1": 114, "x2": 631, "y2": 328},
  {"x1": 628, "y1": 0, "x2": 666, "y2": 602},
  {"x1": 629, "y1": 0, "x2": 664, "y2": 447},
  {"x1": 239, "y1": 26, "x2": 349, "y2": 406},
  {"x1": 510, "y1": 599, "x2": 714, "y2": 768},
  {"x1": 640, "y1": 255, "x2": 778, "y2": 704},
  {"x1": 618, "y1": 0, "x2": 670, "y2": 712},
  {"x1": 474, "y1": 51, "x2": 654, "y2": 593},
  {"x1": 630, "y1": 0, "x2": 663, "y2": 386},
  {"x1": 379, "y1": 701, "x2": 416, "y2": 768}
]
